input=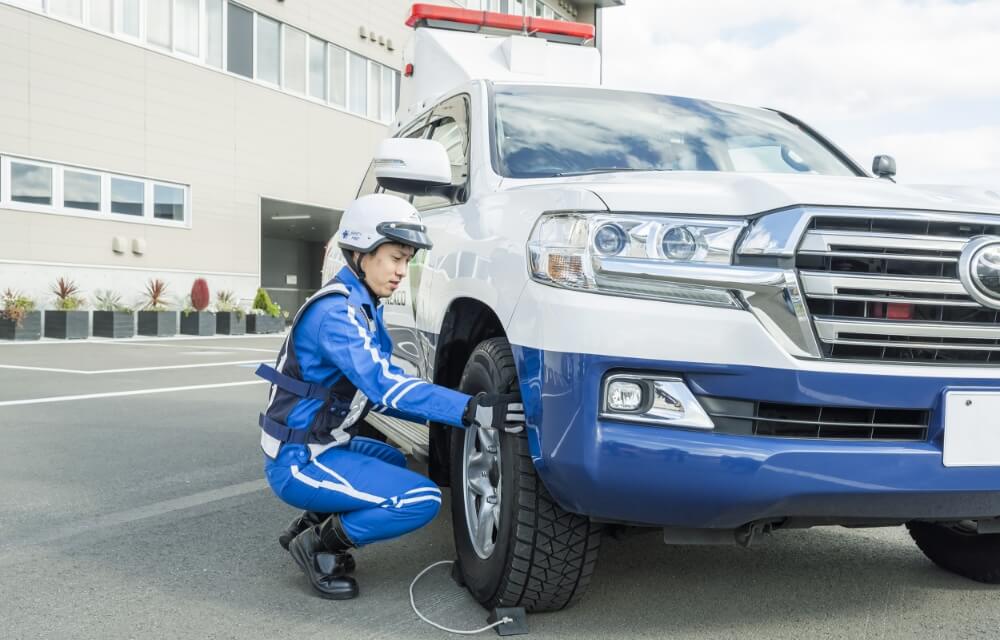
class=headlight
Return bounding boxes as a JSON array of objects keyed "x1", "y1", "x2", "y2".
[{"x1": 527, "y1": 213, "x2": 747, "y2": 307}]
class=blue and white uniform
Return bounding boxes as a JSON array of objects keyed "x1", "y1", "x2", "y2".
[{"x1": 258, "y1": 265, "x2": 470, "y2": 546}]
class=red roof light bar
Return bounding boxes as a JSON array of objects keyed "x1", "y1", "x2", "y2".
[{"x1": 406, "y1": 3, "x2": 595, "y2": 41}]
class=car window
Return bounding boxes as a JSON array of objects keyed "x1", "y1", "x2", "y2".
[
  {"x1": 493, "y1": 85, "x2": 858, "y2": 178},
  {"x1": 413, "y1": 95, "x2": 471, "y2": 211}
]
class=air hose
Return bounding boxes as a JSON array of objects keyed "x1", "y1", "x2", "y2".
[{"x1": 410, "y1": 560, "x2": 516, "y2": 635}]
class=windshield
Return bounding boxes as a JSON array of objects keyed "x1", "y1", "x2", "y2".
[{"x1": 493, "y1": 85, "x2": 858, "y2": 179}]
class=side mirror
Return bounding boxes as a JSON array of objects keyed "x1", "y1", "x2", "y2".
[
  {"x1": 374, "y1": 138, "x2": 453, "y2": 196},
  {"x1": 872, "y1": 154, "x2": 896, "y2": 179}
]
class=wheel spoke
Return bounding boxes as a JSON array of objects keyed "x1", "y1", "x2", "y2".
[
  {"x1": 467, "y1": 451, "x2": 489, "y2": 478},
  {"x1": 469, "y1": 476, "x2": 491, "y2": 496},
  {"x1": 475, "y1": 502, "x2": 495, "y2": 551},
  {"x1": 477, "y1": 426, "x2": 498, "y2": 451}
]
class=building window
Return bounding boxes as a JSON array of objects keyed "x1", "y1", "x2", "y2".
[
  {"x1": 153, "y1": 184, "x2": 185, "y2": 220},
  {"x1": 348, "y1": 52, "x2": 367, "y2": 116},
  {"x1": 367, "y1": 61, "x2": 381, "y2": 120},
  {"x1": 282, "y1": 25, "x2": 307, "y2": 94},
  {"x1": 329, "y1": 44, "x2": 347, "y2": 108},
  {"x1": 48, "y1": 0, "x2": 81, "y2": 21},
  {"x1": 145, "y1": 0, "x2": 171, "y2": 49},
  {"x1": 226, "y1": 2, "x2": 253, "y2": 78},
  {"x1": 308, "y1": 36, "x2": 326, "y2": 101},
  {"x1": 3, "y1": 0, "x2": 400, "y2": 124},
  {"x1": 2, "y1": 155, "x2": 189, "y2": 226},
  {"x1": 63, "y1": 170, "x2": 101, "y2": 211},
  {"x1": 174, "y1": 0, "x2": 200, "y2": 57},
  {"x1": 381, "y1": 65, "x2": 395, "y2": 122},
  {"x1": 256, "y1": 15, "x2": 281, "y2": 85},
  {"x1": 11, "y1": 161, "x2": 53, "y2": 206},
  {"x1": 111, "y1": 177, "x2": 144, "y2": 216},
  {"x1": 205, "y1": 0, "x2": 224, "y2": 68},
  {"x1": 117, "y1": 0, "x2": 140, "y2": 38},
  {"x1": 88, "y1": 0, "x2": 113, "y2": 31}
]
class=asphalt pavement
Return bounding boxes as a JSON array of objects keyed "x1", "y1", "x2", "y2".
[{"x1": 1, "y1": 336, "x2": 998, "y2": 639}]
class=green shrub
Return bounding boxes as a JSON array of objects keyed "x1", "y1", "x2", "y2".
[
  {"x1": 93, "y1": 289, "x2": 133, "y2": 313},
  {"x1": 252, "y1": 288, "x2": 281, "y2": 318}
]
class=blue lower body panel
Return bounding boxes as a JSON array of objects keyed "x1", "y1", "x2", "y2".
[{"x1": 512, "y1": 346, "x2": 1000, "y2": 528}]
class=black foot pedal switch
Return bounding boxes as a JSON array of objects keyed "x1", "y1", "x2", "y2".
[{"x1": 488, "y1": 607, "x2": 529, "y2": 636}]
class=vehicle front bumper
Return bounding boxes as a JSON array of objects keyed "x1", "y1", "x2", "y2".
[{"x1": 512, "y1": 346, "x2": 1000, "y2": 529}]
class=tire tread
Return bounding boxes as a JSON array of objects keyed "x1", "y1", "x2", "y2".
[{"x1": 473, "y1": 337, "x2": 603, "y2": 613}]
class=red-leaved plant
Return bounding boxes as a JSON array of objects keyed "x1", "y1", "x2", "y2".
[
  {"x1": 51, "y1": 277, "x2": 84, "y2": 311},
  {"x1": 191, "y1": 278, "x2": 210, "y2": 312},
  {"x1": 142, "y1": 279, "x2": 170, "y2": 311}
]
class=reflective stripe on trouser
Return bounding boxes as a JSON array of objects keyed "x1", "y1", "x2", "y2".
[{"x1": 264, "y1": 436, "x2": 441, "y2": 546}]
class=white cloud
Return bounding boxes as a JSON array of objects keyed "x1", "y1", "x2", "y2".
[{"x1": 600, "y1": 0, "x2": 1000, "y2": 186}]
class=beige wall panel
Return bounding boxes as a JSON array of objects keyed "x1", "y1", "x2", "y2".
[{"x1": 0, "y1": 0, "x2": 610, "y2": 306}]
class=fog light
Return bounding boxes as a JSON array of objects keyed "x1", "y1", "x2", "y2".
[
  {"x1": 601, "y1": 374, "x2": 715, "y2": 429},
  {"x1": 607, "y1": 380, "x2": 644, "y2": 411}
]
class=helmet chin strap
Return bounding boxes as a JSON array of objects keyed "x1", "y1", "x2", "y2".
[{"x1": 343, "y1": 249, "x2": 381, "y2": 301}]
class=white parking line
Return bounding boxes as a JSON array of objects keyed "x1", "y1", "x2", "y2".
[
  {"x1": 0, "y1": 380, "x2": 268, "y2": 407},
  {"x1": 0, "y1": 360, "x2": 264, "y2": 375},
  {"x1": 0, "y1": 364, "x2": 82, "y2": 374},
  {"x1": 0, "y1": 334, "x2": 284, "y2": 348},
  {"x1": 106, "y1": 342, "x2": 279, "y2": 353}
]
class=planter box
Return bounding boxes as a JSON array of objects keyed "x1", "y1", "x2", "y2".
[
  {"x1": 137, "y1": 311, "x2": 177, "y2": 337},
  {"x1": 93, "y1": 311, "x2": 135, "y2": 339},
  {"x1": 216, "y1": 312, "x2": 246, "y2": 336},
  {"x1": 44, "y1": 310, "x2": 89, "y2": 340},
  {"x1": 0, "y1": 310, "x2": 42, "y2": 341},
  {"x1": 180, "y1": 311, "x2": 216, "y2": 336},
  {"x1": 246, "y1": 314, "x2": 284, "y2": 334}
]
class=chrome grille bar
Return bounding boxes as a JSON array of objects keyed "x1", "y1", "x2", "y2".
[
  {"x1": 805, "y1": 293, "x2": 980, "y2": 307},
  {"x1": 789, "y1": 210, "x2": 1000, "y2": 364},
  {"x1": 814, "y1": 317, "x2": 1000, "y2": 341},
  {"x1": 798, "y1": 230, "x2": 968, "y2": 254},
  {"x1": 800, "y1": 272, "x2": 968, "y2": 297}
]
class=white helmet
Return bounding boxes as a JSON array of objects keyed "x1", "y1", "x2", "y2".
[{"x1": 336, "y1": 193, "x2": 432, "y2": 253}]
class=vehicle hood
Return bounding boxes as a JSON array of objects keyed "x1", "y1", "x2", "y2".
[{"x1": 503, "y1": 172, "x2": 1000, "y2": 217}]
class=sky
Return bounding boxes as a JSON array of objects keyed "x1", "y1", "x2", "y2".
[{"x1": 599, "y1": 0, "x2": 1000, "y2": 186}]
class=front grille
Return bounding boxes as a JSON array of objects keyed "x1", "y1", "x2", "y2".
[
  {"x1": 700, "y1": 396, "x2": 929, "y2": 441},
  {"x1": 794, "y1": 214, "x2": 1000, "y2": 363}
]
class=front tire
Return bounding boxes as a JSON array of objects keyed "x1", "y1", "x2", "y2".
[
  {"x1": 449, "y1": 337, "x2": 603, "y2": 612},
  {"x1": 908, "y1": 521, "x2": 1000, "y2": 583}
]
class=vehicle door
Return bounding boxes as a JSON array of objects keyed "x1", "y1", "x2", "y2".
[{"x1": 409, "y1": 94, "x2": 472, "y2": 379}]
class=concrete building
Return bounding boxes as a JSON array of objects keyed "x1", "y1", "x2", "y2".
[{"x1": 0, "y1": 0, "x2": 621, "y2": 320}]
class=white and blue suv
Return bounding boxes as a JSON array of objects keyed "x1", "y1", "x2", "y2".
[{"x1": 322, "y1": 11, "x2": 1000, "y2": 614}]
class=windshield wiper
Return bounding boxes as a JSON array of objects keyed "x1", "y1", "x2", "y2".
[{"x1": 554, "y1": 167, "x2": 665, "y2": 177}]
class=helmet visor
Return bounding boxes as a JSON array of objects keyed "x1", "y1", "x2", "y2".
[{"x1": 376, "y1": 221, "x2": 434, "y2": 251}]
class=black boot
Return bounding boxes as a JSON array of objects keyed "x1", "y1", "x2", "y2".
[
  {"x1": 280, "y1": 511, "x2": 356, "y2": 573},
  {"x1": 288, "y1": 515, "x2": 359, "y2": 600},
  {"x1": 279, "y1": 511, "x2": 328, "y2": 550}
]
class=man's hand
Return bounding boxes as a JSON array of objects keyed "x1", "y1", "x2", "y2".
[{"x1": 463, "y1": 391, "x2": 525, "y2": 433}]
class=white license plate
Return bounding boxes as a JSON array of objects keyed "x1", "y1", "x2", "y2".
[{"x1": 943, "y1": 391, "x2": 1000, "y2": 467}]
